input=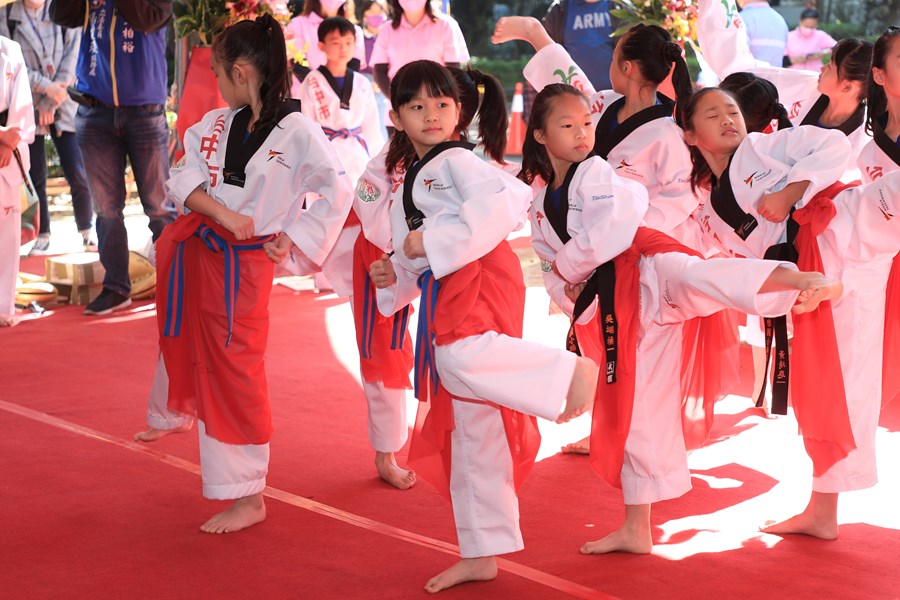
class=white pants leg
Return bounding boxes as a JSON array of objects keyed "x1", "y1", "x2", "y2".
[
  {"x1": 363, "y1": 380, "x2": 408, "y2": 453},
  {"x1": 0, "y1": 179, "x2": 21, "y2": 318},
  {"x1": 434, "y1": 332, "x2": 575, "y2": 422},
  {"x1": 145, "y1": 353, "x2": 194, "y2": 430},
  {"x1": 198, "y1": 420, "x2": 269, "y2": 500},
  {"x1": 449, "y1": 398, "x2": 523, "y2": 558}
]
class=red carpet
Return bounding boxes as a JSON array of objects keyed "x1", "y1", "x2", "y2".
[{"x1": 2, "y1": 255, "x2": 898, "y2": 599}]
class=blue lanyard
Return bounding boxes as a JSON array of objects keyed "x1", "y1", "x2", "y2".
[{"x1": 22, "y1": 4, "x2": 49, "y2": 60}]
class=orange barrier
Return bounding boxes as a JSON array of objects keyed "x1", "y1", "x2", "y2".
[{"x1": 505, "y1": 82, "x2": 526, "y2": 157}]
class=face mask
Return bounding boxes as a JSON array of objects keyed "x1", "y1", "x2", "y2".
[
  {"x1": 365, "y1": 15, "x2": 386, "y2": 29},
  {"x1": 399, "y1": 0, "x2": 428, "y2": 13},
  {"x1": 320, "y1": 0, "x2": 345, "y2": 13},
  {"x1": 798, "y1": 26, "x2": 816, "y2": 38}
]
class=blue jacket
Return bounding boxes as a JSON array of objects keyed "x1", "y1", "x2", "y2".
[{"x1": 49, "y1": 0, "x2": 170, "y2": 106}]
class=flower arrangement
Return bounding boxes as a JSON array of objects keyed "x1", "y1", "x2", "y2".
[
  {"x1": 610, "y1": 0, "x2": 699, "y2": 43},
  {"x1": 173, "y1": 0, "x2": 291, "y2": 45}
]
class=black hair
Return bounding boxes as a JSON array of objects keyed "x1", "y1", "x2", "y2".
[
  {"x1": 866, "y1": 27, "x2": 900, "y2": 135},
  {"x1": 720, "y1": 72, "x2": 791, "y2": 133},
  {"x1": 389, "y1": 0, "x2": 435, "y2": 28},
  {"x1": 799, "y1": 8, "x2": 819, "y2": 21},
  {"x1": 518, "y1": 84, "x2": 588, "y2": 186},
  {"x1": 318, "y1": 16, "x2": 356, "y2": 42},
  {"x1": 448, "y1": 66, "x2": 509, "y2": 165},
  {"x1": 385, "y1": 60, "x2": 459, "y2": 173},
  {"x1": 212, "y1": 14, "x2": 291, "y2": 133},
  {"x1": 616, "y1": 24, "x2": 693, "y2": 125},
  {"x1": 682, "y1": 87, "x2": 742, "y2": 193},
  {"x1": 303, "y1": 0, "x2": 357, "y2": 22},
  {"x1": 830, "y1": 38, "x2": 874, "y2": 102}
]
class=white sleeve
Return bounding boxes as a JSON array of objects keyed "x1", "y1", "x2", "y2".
[
  {"x1": 375, "y1": 256, "x2": 422, "y2": 316},
  {"x1": 831, "y1": 170, "x2": 900, "y2": 262},
  {"x1": 298, "y1": 78, "x2": 316, "y2": 120},
  {"x1": 165, "y1": 114, "x2": 216, "y2": 210},
  {"x1": 643, "y1": 130, "x2": 697, "y2": 233},
  {"x1": 522, "y1": 42, "x2": 598, "y2": 97},
  {"x1": 5, "y1": 40, "x2": 35, "y2": 149},
  {"x1": 555, "y1": 162, "x2": 649, "y2": 285},
  {"x1": 422, "y1": 156, "x2": 531, "y2": 278},
  {"x1": 359, "y1": 80, "x2": 385, "y2": 158},
  {"x1": 353, "y1": 147, "x2": 394, "y2": 251}
]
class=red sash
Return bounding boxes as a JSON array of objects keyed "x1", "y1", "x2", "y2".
[
  {"x1": 157, "y1": 212, "x2": 276, "y2": 445},
  {"x1": 790, "y1": 182, "x2": 857, "y2": 475},
  {"x1": 588, "y1": 228, "x2": 738, "y2": 488},
  {"x1": 884, "y1": 253, "x2": 900, "y2": 408},
  {"x1": 351, "y1": 233, "x2": 413, "y2": 389},
  {"x1": 407, "y1": 241, "x2": 542, "y2": 499}
]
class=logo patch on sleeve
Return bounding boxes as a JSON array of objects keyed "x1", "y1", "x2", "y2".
[{"x1": 356, "y1": 179, "x2": 383, "y2": 203}]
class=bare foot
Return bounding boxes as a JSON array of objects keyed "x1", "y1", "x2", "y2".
[
  {"x1": 760, "y1": 513, "x2": 839, "y2": 540},
  {"x1": 557, "y1": 357, "x2": 598, "y2": 424},
  {"x1": 133, "y1": 422, "x2": 193, "y2": 443},
  {"x1": 375, "y1": 451, "x2": 416, "y2": 490},
  {"x1": 200, "y1": 493, "x2": 266, "y2": 534},
  {"x1": 491, "y1": 15, "x2": 541, "y2": 45},
  {"x1": 561, "y1": 434, "x2": 590, "y2": 455},
  {"x1": 424, "y1": 557, "x2": 498, "y2": 594},
  {"x1": 793, "y1": 276, "x2": 843, "y2": 314},
  {"x1": 0, "y1": 315, "x2": 20, "y2": 328},
  {"x1": 580, "y1": 526, "x2": 653, "y2": 555}
]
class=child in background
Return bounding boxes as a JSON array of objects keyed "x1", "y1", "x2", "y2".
[
  {"x1": 370, "y1": 60, "x2": 598, "y2": 592},
  {"x1": 522, "y1": 83, "x2": 841, "y2": 554},
  {"x1": 285, "y1": 0, "x2": 365, "y2": 84},
  {"x1": 156, "y1": 15, "x2": 352, "y2": 534},
  {"x1": 0, "y1": 35, "x2": 34, "y2": 328}
]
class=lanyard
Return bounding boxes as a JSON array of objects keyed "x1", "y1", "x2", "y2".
[{"x1": 22, "y1": 4, "x2": 49, "y2": 63}]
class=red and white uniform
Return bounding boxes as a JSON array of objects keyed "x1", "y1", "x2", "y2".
[
  {"x1": 696, "y1": 0, "x2": 869, "y2": 180},
  {"x1": 523, "y1": 43, "x2": 707, "y2": 252},
  {"x1": 532, "y1": 157, "x2": 799, "y2": 504},
  {"x1": 0, "y1": 38, "x2": 34, "y2": 319},
  {"x1": 377, "y1": 145, "x2": 577, "y2": 559},
  {"x1": 285, "y1": 13, "x2": 366, "y2": 73},
  {"x1": 161, "y1": 105, "x2": 352, "y2": 500},
  {"x1": 701, "y1": 126, "x2": 900, "y2": 492}
]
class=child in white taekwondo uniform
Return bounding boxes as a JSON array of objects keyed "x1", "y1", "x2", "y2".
[
  {"x1": 696, "y1": 0, "x2": 873, "y2": 180},
  {"x1": 857, "y1": 27, "x2": 900, "y2": 411},
  {"x1": 0, "y1": 35, "x2": 33, "y2": 328},
  {"x1": 368, "y1": 60, "x2": 598, "y2": 593},
  {"x1": 683, "y1": 87, "x2": 900, "y2": 540},
  {"x1": 521, "y1": 83, "x2": 840, "y2": 555},
  {"x1": 155, "y1": 16, "x2": 353, "y2": 535},
  {"x1": 285, "y1": 0, "x2": 366, "y2": 78},
  {"x1": 493, "y1": 16, "x2": 705, "y2": 252}
]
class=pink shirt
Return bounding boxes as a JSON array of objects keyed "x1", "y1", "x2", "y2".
[
  {"x1": 785, "y1": 28, "x2": 836, "y2": 71},
  {"x1": 285, "y1": 13, "x2": 366, "y2": 71},
  {"x1": 370, "y1": 13, "x2": 470, "y2": 79}
]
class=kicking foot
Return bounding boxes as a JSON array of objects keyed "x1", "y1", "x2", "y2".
[
  {"x1": 793, "y1": 275, "x2": 843, "y2": 314},
  {"x1": 580, "y1": 527, "x2": 653, "y2": 555},
  {"x1": 760, "y1": 513, "x2": 839, "y2": 540},
  {"x1": 133, "y1": 423, "x2": 193, "y2": 443},
  {"x1": 557, "y1": 357, "x2": 598, "y2": 424},
  {"x1": 375, "y1": 451, "x2": 417, "y2": 490},
  {"x1": 561, "y1": 434, "x2": 590, "y2": 455},
  {"x1": 200, "y1": 493, "x2": 266, "y2": 534},
  {"x1": 424, "y1": 557, "x2": 498, "y2": 594}
]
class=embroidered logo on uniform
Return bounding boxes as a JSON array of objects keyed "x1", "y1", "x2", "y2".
[
  {"x1": 591, "y1": 99, "x2": 604, "y2": 115},
  {"x1": 615, "y1": 160, "x2": 633, "y2": 170},
  {"x1": 552, "y1": 66, "x2": 579, "y2": 86},
  {"x1": 173, "y1": 155, "x2": 186, "y2": 169},
  {"x1": 663, "y1": 281, "x2": 679, "y2": 310},
  {"x1": 867, "y1": 166, "x2": 884, "y2": 181},
  {"x1": 789, "y1": 101, "x2": 803, "y2": 120},
  {"x1": 423, "y1": 178, "x2": 436, "y2": 191},
  {"x1": 592, "y1": 194, "x2": 613, "y2": 201},
  {"x1": 540, "y1": 258, "x2": 553, "y2": 273},
  {"x1": 878, "y1": 189, "x2": 894, "y2": 221},
  {"x1": 423, "y1": 178, "x2": 453, "y2": 192},
  {"x1": 267, "y1": 150, "x2": 284, "y2": 162},
  {"x1": 744, "y1": 169, "x2": 772, "y2": 188},
  {"x1": 744, "y1": 172, "x2": 757, "y2": 187},
  {"x1": 356, "y1": 179, "x2": 382, "y2": 203},
  {"x1": 535, "y1": 210, "x2": 545, "y2": 226}
]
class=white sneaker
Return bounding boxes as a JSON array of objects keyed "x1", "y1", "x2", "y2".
[{"x1": 29, "y1": 235, "x2": 51, "y2": 256}]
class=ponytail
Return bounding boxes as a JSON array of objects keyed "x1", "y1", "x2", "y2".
[
  {"x1": 720, "y1": 71, "x2": 790, "y2": 133},
  {"x1": 518, "y1": 84, "x2": 585, "y2": 186},
  {"x1": 866, "y1": 27, "x2": 900, "y2": 135},
  {"x1": 468, "y1": 69, "x2": 509, "y2": 165},
  {"x1": 212, "y1": 14, "x2": 291, "y2": 133}
]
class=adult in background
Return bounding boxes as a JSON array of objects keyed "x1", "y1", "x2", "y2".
[
  {"x1": 785, "y1": 8, "x2": 836, "y2": 72},
  {"x1": 737, "y1": 0, "x2": 788, "y2": 67},
  {"x1": 541, "y1": 0, "x2": 617, "y2": 91},
  {"x1": 50, "y1": 0, "x2": 176, "y2": 316},
  {"x1": 1, "y1": 0, "x2": 95, "y2": 256}
]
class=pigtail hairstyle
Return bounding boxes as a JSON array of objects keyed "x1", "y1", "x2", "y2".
[
  {"x1": 720, "y1": 72, "x2": 792, "y2": 133},
  {"x1": 866, "y1": 27, "x2": 900, "y2": 135},
  {"x1": 385, "y1": 60, "x2": 460, "y2": 174},
  {"x1": 389, "y1": 0, "x2": 435, "y2": 28},
  {"x1": 617, "y1": 24, "x2": 693, "y2": 126},
  {"x1": 682, "y1": 87, "x2": 737, "y2": 193},
  {"x1": 518, "y1": 84, "x2": 586, "y2": 186},
  {"x1": 448, "y1": 67, "x2": 507, "y2": 164},
  {"x1": 212, "y1": 14, "x2": 292, "y2": 133},
  {"x1": 831, "y1": 38, "x2": 874, "y2": 103}
]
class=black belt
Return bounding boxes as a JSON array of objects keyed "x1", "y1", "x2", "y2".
[{"x1": 568, "y1": 260, "x2": 618, "y2": 384}]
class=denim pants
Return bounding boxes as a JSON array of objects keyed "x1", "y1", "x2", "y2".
[
  {"x1": 75, "y1": 103, "x2": 176, "y2": 295},
  {"x1": 29, "y1": 127, "x2": 94, "y2": 234}
]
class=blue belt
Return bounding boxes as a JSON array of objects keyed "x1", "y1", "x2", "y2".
[
  {"x1": 322, "y1": 126, "x2": 369, "y2": 154},
  {"x1": 414, "y1": 269, "x2": 441, "y2": 400},
  {"x1": 361, "y1": 272, "x2": 411, "y2": 359},
  {"x1": 163, "y1": 223, "x2": 275, "y2": 347}
]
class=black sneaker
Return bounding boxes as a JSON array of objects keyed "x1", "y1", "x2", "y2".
[{"x1": 84, "y1": 288, "x2": 132, "y2": 316}]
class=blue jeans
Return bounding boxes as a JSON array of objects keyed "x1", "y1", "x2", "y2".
[
  {"x1": 76, "y1": 104, "x2": 176, "y2": 295},
  {"x1": 29, "y1": 127, "x2": 94, "y2": 234}
]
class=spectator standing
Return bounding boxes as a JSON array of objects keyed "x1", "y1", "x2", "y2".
[
  {"x1": 541, "y1": 0, "x2": 617, "y2": 91},
  {"x1": 785, "y1": 8, "x2": 836, "y2": 71},
  {"x1": 1, "y1": 0, "x2": 95, "y2": 256},
  {"x1": 737, "y1": 0, "x2": 788, "y2": 67},
  {"x1": 49, "y1": 0, "x2": 177, "y2": 316}
]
